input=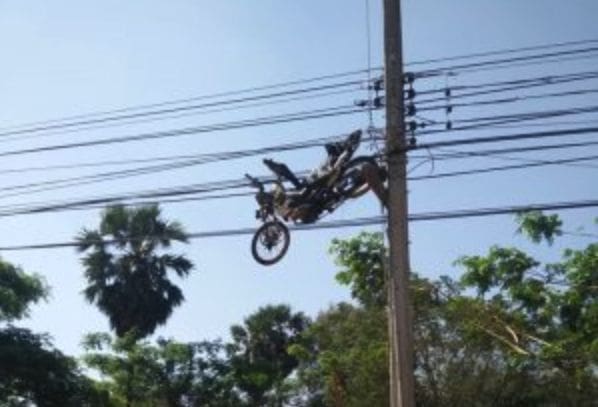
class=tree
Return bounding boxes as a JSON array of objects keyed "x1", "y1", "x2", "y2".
[
  {"x1": 82, "y1": 333, "x2": 239, "y2": 407},
  {"x1": 0, "y1": 258, "x2": 47, "y2": 321},
  {"x1": 293, "y1": 302, "x2": 388, "y2": 407},
  {"x1": 0, "y1": 257, "x2": 105, "y2": 406},
  {"x1": 0, "y1": 328, "x2": 105, "y2": 406},
  {"x1": 452, "y1": 212, "x2": 598, "y2": 404},
  {"x1": 329, "y1": 232, "x2": 386, "y2": 309},
  {"x1": 77, "y1": 205, "x2": 194, "y2": 339},
  {"x1": 227, "y1": 305, "x2": 310, "y2": 406},
  {"x1": 295, "y1": 213, "x2": 598, "y2": 406}
]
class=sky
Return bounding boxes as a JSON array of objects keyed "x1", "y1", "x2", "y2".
[{"x1": 0, "y1": 0, "x2": 597, "y2": 357}]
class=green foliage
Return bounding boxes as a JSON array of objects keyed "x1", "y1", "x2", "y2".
[
  {"x1": 294, "y1": 223, "x2": 598, "y2": 406},
  {"x1": 516, "y1": 210, "x2": 563, "y2": 244},
  {"x1": 457, "y1": 246, "x2": 540, "y2": 298},
  {"x1": 0, "y1": 257, "x2": 105, "y2": 405},
  {"x1": 0, "y1": 258, "x2": 47, "y2": 321},
  {"x1": 0, "y1": 327, "x2": 102, "y2": 406},
  {"x1": 82, "y1": 333, "x2": 239, "y2": 407},
  {"x1": 77, "y1": 204, "x2": 194, "y2": 339},
  {"x1": 330, "y1": 232, "x2": 386, "y2": 308},
  {"x1": 295, "y1": 303, "x2": 388, "y2": 407},
  {"x1": 227, "y1": 304, "x2": 310, "y2": 406},
  {"x1": 449, "y1": 216, "x2": 597, "y2": 404}
]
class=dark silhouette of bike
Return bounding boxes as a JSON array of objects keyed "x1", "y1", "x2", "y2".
[{"x1": 246, "y1": 130, "x2": 385, "y2": 265}]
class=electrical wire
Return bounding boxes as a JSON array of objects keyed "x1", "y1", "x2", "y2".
[
  {"x1": 0, "y1": 69, "x2": 376, "y2": 133},
  {"x1": 0, "y1": 81, "x2": 366, "y2": 140},
  {"x1": 0, "y1": 105, "x2": 364, "y2": 159},
  {"x1": 418, "y1": 88, "x2": 598, "y2": 114},
  {"x1": 420, "y1": 139, "x2": 598, "y2": 161},
  {"x1": 0, "y1": 199, "x2": 595, "y2": 251},
  {"x1": 1, "y1": 123, "x2": 597, "y2": 202},
  {"x1": 414, "y1": 70, "x2": 598, "y2": 104},
  {"x1": 412, "y1": 125, "x2": 598, "y2": 151},
  {"x1": 416, "y1": 46, "x2": 598, "y2": 77},
  {"x1": 6, "y1": 38, "x2": 598, "y2": 139},
  {"x1": 410, "y1": 153, "x2": 598, "y2": 181},
  {"x1": 0, "y1": 87, "x2": 362, "y2": 145},
  {"x1": 416, "y1": 105, "x2": 598, "y2": 136},
  {"x1": 0, "y1": 143, "x2": 595, "y2": 218},
  {"x1": 7, "y1": 38, "x2": 598, "y2": 134},
  {"x1": 0, "y1": 134, "x2": 342, "y2": 198},
  {"x1": 0, "y1": 134, "x2": 342, "y2": 175},
  {"x1": 405, "y1": 38, "x2": 598, "y2": 67}
]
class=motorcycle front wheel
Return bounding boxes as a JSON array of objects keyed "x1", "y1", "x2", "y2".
[
  {"x1": 337, "y1": 156, "x2": 378, "y2": 198},
  {"x1": 251, "y1": 221, "x2": 290, "y2": 266}
]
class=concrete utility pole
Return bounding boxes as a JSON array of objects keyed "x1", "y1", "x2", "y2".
[{"x1": 382, "y1": 0, "x2": 416, "y2": 406}]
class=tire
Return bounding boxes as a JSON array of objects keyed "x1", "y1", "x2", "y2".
[
  {"x1": 251, "y1": 221, "x2": 291, "y2": 266},
  {"x1": 337, "y1": 156, "x2": 379, "y2": 199}
]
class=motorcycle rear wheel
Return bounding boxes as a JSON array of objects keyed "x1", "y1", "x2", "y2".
[
  {"x1": 337, "y1": 156, "x2": 378, "y2": 198},
  {"x1": 251, "y1": 221, "x2": 291, "y2": 266}
]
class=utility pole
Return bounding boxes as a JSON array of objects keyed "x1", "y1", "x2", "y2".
[{"x1": 383, "y1": 0, "x2": 416, "y2": 406}]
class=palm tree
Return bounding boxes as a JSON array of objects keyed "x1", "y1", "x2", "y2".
[{"x1": 77, "y1": 204, "x2": 194, "y2": 339}]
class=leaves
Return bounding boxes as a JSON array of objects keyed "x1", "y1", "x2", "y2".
[
  {"x1": 0, "y1": 327, "x2": 98, "y2": 406},
  {"x1": 227, "y1": 305, "x2": 310, "y2": 405},
  {"x1": 311, "y1": 220, "x2": 598, "y2": 406},
  {"x1": 298, "y1": 302, "x2": 389, "y2": 407},
  {"x1": 0, "y1": 258, "x2": 48, "y2": 322},
  {"x1": 76, "y1": 204, "x2": 194, "y2": 339},
  {"x1": 516, "y1": 210, "x2": 563, "y2": 244},
  {"x1": 330, "y1": 232, "x2": 386, "y2": 308}
]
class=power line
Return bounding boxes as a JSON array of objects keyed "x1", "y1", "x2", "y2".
[
  {"x1": 415, "y1": 69, "x2": 598, "y2": 105},
  {"x1": 0, "y1": 69, "x2": 375, "y2": 133},
  {"x1": 0, "y1": 105, "x2": 363, "y2": 159},
  {"x1": 0, "y1": 148, "x2": 595, "y2": 219},
  {"x1": 5, "y1": 38, "x2": 598, "y2": 139},
  {"x1": 452, "y1": 119, "x2": 598, "y2": 130},
  {"x1": 414, "y1": 125, "x2": 598, "y2": 151},
  {"x1": 0, "y1": 199, "x2": 595, "y2": 251},
  {"x1": 0, "y1": 124, "x2": 596, "y2": 209},
  {"x1": 0, "y1": 87, "x2": 362, "y2": 145},
  {"x1": 410, "y1": 153, "x2": 598, "y2": 180},
  {"x1": 0, "y1": 134, "x2": 341, "y2": 197},
  {"x1": 418, "y1": 88, "x2": 598, "y2": 115},
  {"x1": 0, "y1": 122, "x2": 594, "y2": 211},
  {"x1": 3, "y1": 95, "x2": 596, "y2": 162},
  {"x1": 0, "y1": 80, "x2": 366, "y2": 140},
  {"x1": 423, "y1": 139, "x2": 598, "y2": 161},
  {"x1": 2, "y1": 104, "x2": 597, "y2": 177},
  {"x1": 415, "y1": 105, "x2": 598, "y2": 136},
  {"x1": 417, "y1": 46, "x2": 598, "y2": 77},
  {"x1": 444, "y1": 53, "x2": 598, "y2": 76},
  {"x1": 405, "y1": 38, "x2": 598, "y2": 67},
  {"x1": 0, "y1": 134, "x2": 342, "y2": 175}
]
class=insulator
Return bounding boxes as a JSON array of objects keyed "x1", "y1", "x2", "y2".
[
  {"x1": 406, "y1": 121, "x2": 417, "y2": 132},
  {"x1": 371, "y1": 77, "x2": 384, "y2": 91},
  {"x1": 406, "y1": 104, "x2": 416, "y2": 116}
]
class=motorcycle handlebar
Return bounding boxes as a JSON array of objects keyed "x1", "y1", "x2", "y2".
[
  {"x1": 245, "y1": 173, "x2": 264, "y2": 192},
  {"x1": 347, "y1": 129, "x2": 362, "y2": 146}
]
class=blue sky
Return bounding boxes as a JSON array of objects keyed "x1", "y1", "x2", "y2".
[{"x1": 0, "y1": 0, "x2": 597, "y2": 357}]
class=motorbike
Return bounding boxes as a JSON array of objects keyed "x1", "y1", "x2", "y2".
[{"x1": 245, "y1": 129, "x2": 384, "y2": 266}]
